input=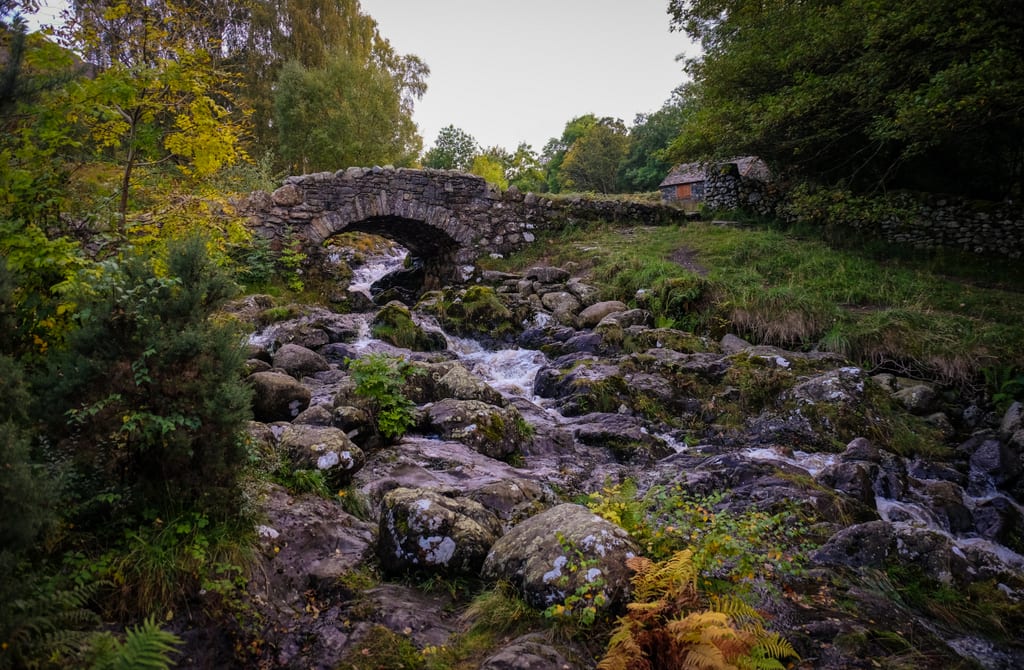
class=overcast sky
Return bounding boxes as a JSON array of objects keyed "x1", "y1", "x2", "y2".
[
  {"x1": 29, "y1": 0, "x2": 698, "y2": 155},
  {"x1": 361, "y1": 0, "x2": 699, "y2": 153}
]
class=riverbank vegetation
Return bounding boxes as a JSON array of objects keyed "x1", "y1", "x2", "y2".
[
  {"x1": 482, "y1": 219, "x2": 1024, "y2": 392},
  {"x1": 3, "y1": 0, "x2": 1024, "y2": 667}
]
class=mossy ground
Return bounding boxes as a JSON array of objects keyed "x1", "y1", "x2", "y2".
[{"x1": 479, "y1": 220, "x2": 1024, "y2": 391}]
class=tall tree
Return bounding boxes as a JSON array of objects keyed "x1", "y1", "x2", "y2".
[
  {"x1": 219, "y1": 0, "x2": 429, "y2": 157},
  {"x1": 63, "y1": 0, "x2": 247, "y2": 227},
  {"x1": 558, "y1": 117, "x2": 629, "y2": 193},
  {"x1": 274, "y1": 47, "x2": 420, "y2": 172},
  {"x1": 541, "y1": 114, "x2": 597, "y2": 193},
  {"x1": 423, "y1": 125, "x2": 478, "y2": 171},
  {"x1": 619, "y1": 97, "x2": 690, "y2": 192},
  {"x1": 667, "y1": 0, "x2": 1024, "y2": 197}
]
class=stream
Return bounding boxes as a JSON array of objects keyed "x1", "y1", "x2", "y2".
[{"x1": 244, "y1": 251, "x2": 1024, "y2": 670}]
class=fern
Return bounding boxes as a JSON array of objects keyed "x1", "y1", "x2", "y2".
[
  {"x1": 2, "y1": 582, "x2": 102, "y2": 669},
  {"x1": 87, "y1": 616, "x2": 182, "y2": 670},
  {"x1": 598, "y1": 550, "x2": 798, "y2": 670}
]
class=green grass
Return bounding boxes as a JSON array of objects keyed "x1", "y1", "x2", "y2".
[{"x1": 480, "y1": 220, "x2": 1024, "y2": 388}]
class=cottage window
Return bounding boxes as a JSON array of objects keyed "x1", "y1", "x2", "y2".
[{"x1": 676, "y1": 184, "x2": 692, "y2": 199}]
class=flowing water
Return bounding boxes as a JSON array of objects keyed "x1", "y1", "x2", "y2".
[{"x1": 249, "y1": 251, "x2": 1024, "y2": 669}]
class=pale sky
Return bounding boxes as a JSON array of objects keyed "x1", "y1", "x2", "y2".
[
  {"x1": 29, "y1": 0, "x2": 699, "y2": 155},
  {"x1": 361, "y1": 0, "x2": 699, "y2": 153}
]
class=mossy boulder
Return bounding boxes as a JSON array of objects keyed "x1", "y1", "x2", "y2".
[
  {"x1": 371, "y1": 302, "x2": 446, "y2": 351},
  {"x1": 403, "y1": 360, "x2": 505, "y2": 406},
  {"x1": 421, "y1": 285, "x2": 527, "y2": 342},
  {"x1": 482, "y1": 503, "x2": 638, "y2": 611},
  {"x1": 278, "y1": 424, "x2": 365, "y2": 487},
  {"x1": 377, "y1": 487, "x2": 503, "y2": 576},
  {"x1": 272, "y1": 343, "x2": 330, "y2": 379},
  {"x1": 248, "y1": 371, "x2": 311, "y2": 422},
  {"x1": 425, "y1": 398, "x2": 532, "y2": 461}
]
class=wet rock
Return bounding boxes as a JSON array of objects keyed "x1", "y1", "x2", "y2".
[
  {"x1": 371, "y1": 302, "x2": 446, "y2": 351},
  {"x1": 973, "y1": 496, "x2": 1022, "y2": 547},
  {"x1": 816, "y1": 462, "x2": 876, "y2": 506},
  {"x1": 254, "y1": 485, "x2": 375, "y2": 610},
  {"x1": 273, "y1": 343, "x2": 330, "y2": 379},
  {"x1": 483, "y1": 503, "x2": 638, "y2": 611},
  {"x1": 331, "y1": 405, "x2": 376, "y2": 448},
  {"x1": 377, "y1": 487, "x2": 503, "y2": 576},
  {"x1": 841, "y1": 437, "x2": 880, "y2": 463},
  {"x1": 357, "y1": 584, "x2": 460, "y2": 647},
  {"x1": 278, "y1": 424, "x2": 365, "y2": 486},
  {"x1": 813, "y1": 521, "x2": 969, "y2": 583},
  {"x1": 525, "y1": 266, "x2": 570, "y2": 283},
  {"x1": 424, "y1": 398, "x2": 531, "y2": 461},
  {"x1": 966, "y1": 436, "x2": 1021, "y2": 490},
  {"x1": 1001, "y1": 401, "x2": 1023, "y2": 436},
  {"x1": 292, "y1": 404, "x2": 333, "y2": 426},
  {"x1": 894, "y1": 383, "x2": 938, "y2": 415},
  {"x1": 468, "y1": 479, "x2": 550, "y2": 525},
  {"x1": 911, "y1": 480, "x2": 974, "y2": 534},
  {"x1": 571, "y1": 412, "x2": 672, "y2": 463},
  {"x1": 540, "y1": 291, "x2": 581, "y2": 325},
  {"x1": 408, "y1": 361, "x2": 505, "y2": 406},
  {"x1": 577, "y1": 300, "x2": 628, "y2": 328},
  {"x1": 248, "y1": 371, "x2": 311, "y2": 422},
  {"x1": 479, "y1": 633, "x2": 573, "y2": 670}
]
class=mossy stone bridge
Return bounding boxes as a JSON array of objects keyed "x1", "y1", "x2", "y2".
[{"x1": 244, "y1": 167, "x2": 692, "y2": 288}]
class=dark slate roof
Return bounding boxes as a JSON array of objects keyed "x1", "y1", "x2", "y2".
[
  {"x1": 659, "y1": 156, "x2": 770, "y2": 188},
  {"x1": 658, "y1": 162, "x2": 706, "y2": 188}
]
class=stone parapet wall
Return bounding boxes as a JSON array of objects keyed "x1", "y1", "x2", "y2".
[
  {"x1": 854, "y1": 194, "x2": 1024, "y2": 260},
  {"x1": 243, "y1": 167, "x2": 693, "y2": 283}
]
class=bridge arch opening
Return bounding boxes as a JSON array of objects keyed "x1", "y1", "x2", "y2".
[{"x1": 325, "y1": 216, "x2": 461, "y2": 304}]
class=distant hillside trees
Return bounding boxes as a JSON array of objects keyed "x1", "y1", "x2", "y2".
[{"x1": 666, "y1": 0, "x2": 1024, "y2": 198}]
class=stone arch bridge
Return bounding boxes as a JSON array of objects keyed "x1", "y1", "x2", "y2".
[{"x1": 245, "y1": 167, "x2": 692, "y2": 289}]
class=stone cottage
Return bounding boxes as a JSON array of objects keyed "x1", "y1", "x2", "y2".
[{"x1": 659, "y1": 157, "x2": 770, "y2": 210}]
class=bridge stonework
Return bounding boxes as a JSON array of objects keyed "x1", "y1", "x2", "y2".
[{"x1": 244, "y1": 166, "x2": 691, "y2": 287}]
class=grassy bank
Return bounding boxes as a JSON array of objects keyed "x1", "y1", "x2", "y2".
[{"x1": 481, "y1": 220, "x2": 1024, "y2": 391}]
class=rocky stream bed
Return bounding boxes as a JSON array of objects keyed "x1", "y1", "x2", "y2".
[{"x1": 186, "y1": 257, "x2": 1024, "y2": 669}]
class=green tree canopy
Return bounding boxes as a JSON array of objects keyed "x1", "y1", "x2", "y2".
[
  {"x1": 423, "y1": 124, "x2": 478, "y2": 171},
  {"x1": 541, "y1": 113, "x2": 597, "y2": 193},
  {"x1": 619, "y1": 97, "x2": 690, "y2": 192},
  {"x1": 558, "y1": 116, "x2": 629, "y2": 193},
  {"x1": 667, "y1": 0, "x2": 1024, "y2": 198},
  {"x1": 274, "y1": 47, "x2": 420, "y2": 172}
]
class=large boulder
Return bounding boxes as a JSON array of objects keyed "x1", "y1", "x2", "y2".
[
  {"x1": 479, "y1": 633, "x2": 573, "y2": 670},
  {"x1": 406, "y1": 361, "x2": 505, "y2": 406},
  {"x1": 255, "y1": 485, "x2": 375, "y2": 609},
  {"x1": 272, "y1": 343, "x2": 330, "y2": 379},
  {"x1": 278, "y1": 424, "x2": 365, "y2": 486},
  {"x1": 482, "y1": 503, "x2": 638, "y2": 611},
  {"x1": 248, "y1": 371, "x2": 311, "y2": 422},
  {"x1": 577, "y1": 301, "x2": 628, "y2": 328},
  {"x1": 424, "y1": 398, "x2": 532, "y2": 461},
  {"x1": 371, "y1": 302, "x2": 446, "y2": 351},
  {"x1": 377, "y1": 487, "x2": 503, "y2": 576},
  {"x1": 540, "y1": 291, "x2": 581, "y2": 326}
]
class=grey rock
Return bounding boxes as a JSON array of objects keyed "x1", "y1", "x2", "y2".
[
  {"x1": 377, "y1": 487, "x2": 503, "y2": 576},
  {"x1": 292, "y1": 404, "x2": 333, "y2": 426},
  {"x1": 577, "y1": 300, "x2": 628, "y2": 328},
  {"x1": 479, "y1": 633, "x2": 573, "y2": 670},
  {"x1": 525, "y1": 266, "x2": 570, "y2": 283},
  {"x1": 483, "y1": 503, "x2": 638, "y2": 611},
  {"x1": 278, "y1": 424, "x2": 365, "y2": 486},
  {"x1": 893, "y1": 384, "x2": 937, "y2": 415},
  {"x1": 248, "y1": 371, "x2": 311, "y2": 422},
  {"x1": 273, "y1": 343, "x2": 330, "y2": 380},
  {"x1": 1001, "y1": 401, "x2": 1023, "y2": 438},
  {"x1": 424, "y1": 398, "x2": 531, "y2": 460}
]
